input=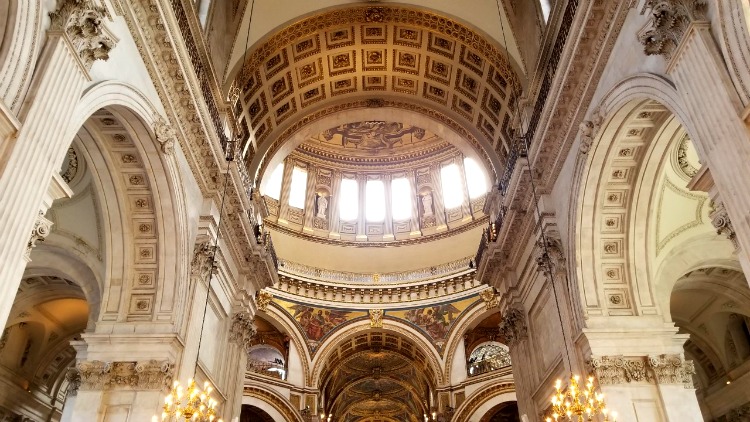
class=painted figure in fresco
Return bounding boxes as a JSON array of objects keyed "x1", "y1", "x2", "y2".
[
  {"x1": 404, "y1": 304, "x2": 461, "y2": 342},
  {"x1": 290, "y1": 305, "x2": 351, "y2": 341}
]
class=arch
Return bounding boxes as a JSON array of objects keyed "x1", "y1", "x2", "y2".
[
  {"x1": 713, "y1": 0, "x2": 750, "y2": 105},
  {"x1": 450, "y1": 382, "x2": 516, "y2": 422},
  {"x1": 442, "y1": 301, "x2": 499, "y2": 384},
  {"x1": 240, "y1": 404, "x2": 275, "y2": 422},
  {"x1": 260, "y1": 302, "x2": 312, "y2": 388},
  {"x1": 0, "y1": 0, "x2": 43, "y2": 111},
  {"x1": 243, "y1": 382, "x2": 304, "y2": 422},
  {"x1": 309, "y1": 318, "x2": 445, "y2": 388}
]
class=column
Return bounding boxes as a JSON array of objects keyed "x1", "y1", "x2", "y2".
[
  {"x1": 429, "y1": 165, "x2": 448, "y2": 229},
  {"x1": 639, "y1": 3, "x2": 750, "y2": 282},
  {"x1": 407, "y1": 170, "x2": 421, "y2": 235},
  {"x1": 356, "y1": 174, "x2": 367, "y2": 240},
  {"x1": 455, "y1": 156, "x2": 473, "y2": 220},
  {"x1": 0, "y1": 0, "x2": 116, "y2": 330},
  {"x1": 328, "y1": 170, "x2": 342, "y2": 238},
  {"x1": 302, "y1": 164, "x2": 317, "y2": 233},
  {"x1": 277, "y1": 158, "x2": 295, "y2": 224},
  {"x1": 383, "y1": 174, "x2": 394, "y2": 240},
  {"x1": 227, "y1": 312, "x2": 257, "y2": 421}
]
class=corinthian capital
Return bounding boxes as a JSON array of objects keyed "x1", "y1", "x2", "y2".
[
  {"x1": 153, "y1": 116, "x2": 177, "y2": 155},
  {"x1": 49, "y1": 0, "x2": 116, "y2": 69},
  {"x1": 710, "y1": 201, "x2": 739, "y2": 250},
  {"x1": 638, "y1": 0, "x2": 708, "y2": 60},
  {"x1": 229, "y1": 312, "x2": 257, "y2": 350},
  {"x1": 25, "y1": 211, "x2": 53, "y2": 260},
  {"x1": 191, "y1": 241, "x2": 215, "y2": 281},
  {"x1": 497, "y1": 307, "x2": 527, "y2": 348}
]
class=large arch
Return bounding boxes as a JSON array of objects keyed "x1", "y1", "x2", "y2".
[
  {"x1": 450, "y1": 382, "x2": 516, "y2": 422},
  {"x1": 0, "y1": 0, "x2": 43, "y2": 112},
  {"x1": 243, "y1": 382, "x2": 304, "y2": 422}
]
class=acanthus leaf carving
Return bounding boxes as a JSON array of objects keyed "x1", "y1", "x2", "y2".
[
  {"x1": 154, "y1": 115, "x2": 177, "y2": 154},
  {"x1": 49, "y1": 0, "x2": 116, "y2": 70},
  {"x1": 191, "y1": 241, "x2": 215, "y2": 281},
  {"x1": 710, "y1": 201, "x2": 740, "y2": 250},
  {"x1": 256, "y1": 290, "x2": 273, "y2": 312},
  {"x1": 229, "y1": 312, "x2": 257, "y2": 351},
  {"x1": 497, "y1": 307, "x2": 527, "y2": 348},
  {"x1": 648, "y1": 354, "x2": 695, "y2": 388},
  {"x1": 76, "y1": 359, "x2": 174, "y2": 391},
  {"x1": 26, "y1": 211, "x2": 53, "y2": 260},
  {"x1": 589, "y1": 355, "x2": 651, "y2": 385},
  {"x1": 638, "y1": 0, "x2": 708, "y2": 61},
  {"x1": 479, "y1": 287, "x2": 499, "y2": 310},
  {"x1": 65, "y1": 367, "x2": 82, "y2": 396}
]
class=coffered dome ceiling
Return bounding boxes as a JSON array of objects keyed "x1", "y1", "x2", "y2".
[{"x1": 231, "y1": 4, "x2": 523, "y2": 183}]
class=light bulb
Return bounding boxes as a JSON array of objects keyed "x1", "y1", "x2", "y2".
[{"x1": 612, "y1": 411, "x2": 618, "y2": 421}]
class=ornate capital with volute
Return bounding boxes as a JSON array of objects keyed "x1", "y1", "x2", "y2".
[
  {"x1": 479, "y1": 287, "x2": 499, "y2": 310},
  {"x1": 191, "y1": 241, "x2": 215, "y2": 281},
  {"x1": 153, "y1": 116, "x2": 177, "y2": 154},
  {"x1": 497, "y1": 307, "x2": 527, "y2": 348},
  {"x1": 76, "y1": 359, "x2": 174, "y2": 391},
  {"x1": 638, "y1": 0, "x2": 708, "y2": 60},
  {"x1": 229, "y1": 312, "x2": 257, "y2": 350},
  {"x1": 589, "y1": 354, "x2": 695, "y2": 388},
  {"x1": 25, "y1": 211, "x2": 53, "y2": 260},
  {"x1": 49, "y1": 0, "x2": 116, "y2": 70},
  {"x1": 710, "y1": 201, "x2": 740, "y2": 250},
  {"x1": 648, "y1": 354, "x2": 695, "y2": 388}
]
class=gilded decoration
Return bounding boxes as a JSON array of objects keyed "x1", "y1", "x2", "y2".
[
  {"x1": 275, "y1": 299, "x2": 367, "y2": 348},
  {"x1": 256, "y1": 290, "x2": 273, "y2": 312},
  {"x1": 389, "y1": 296, "x2": 479, "y2": 351},
  {"x1": 369, "y1": 309, "x2": 384, "y2": 328}
]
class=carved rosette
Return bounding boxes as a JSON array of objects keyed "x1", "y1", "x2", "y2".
[
  {"x1": 154, "y1": 116, "x2": 177, "y2": 154},
  {"x1": 369, "y1": 309, "x2": 384, "y2": 328},
  {"x1": 710, "y1": 201, "x2": 740, "y2": 250},
  {"x1": 25, "y1": 211, "x2": 53, "y2": 260},
  {"x1": 49, "y1": 0, "x2": 116, "y2": 69},
  {"x1": 497, "y1": 307, "x2": 527, "y2": 348},
  {"x1": 191, "y1": 241, "x2": 215, "y2": 281},
  {"x1": 479, "y1": 287, "x2": 499, "y2": 310},
  {"x1": 229, "y1": 312, "x2": 257, "y2": 350},
  {"x1": 589, "y1": 354, "x2": 695, "y2": 387},
  {"x1": 256, "y1": 290, "x2": 273, "y2": 312},
  {"x1": 638, "y1": 0, "x2": 708, "y2": 60},
  {"x1": 76, "y1": 359, "x2": 174, "y2": 391}
]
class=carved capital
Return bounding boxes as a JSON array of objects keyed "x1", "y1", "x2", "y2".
[
  {"x1": 648, "y1": 354, "x2": 695, "y2": 388},
  {"x1": 638, "y1": 0, "x2": 708, "y2": 60},
  {"x1": 589, "y1": 355, "x2": 652, "y2": 385},
  {"x1": 76, "y1": 359, "x2": 174, "y2": 391},
  {"x1": 65, "y1": 367, "x2": 82, "y2": 396},
  {"x1": 479, "y1": 287, "x2": 499, "y2": 310},
  {"x1": 536, "y1": 236, "x2": 566, "y2": 275},
  {"x1": 191, "y1": 241, "x2": 215, "y2": 281},
  {"x1": 229, "y1": 312, "x2": 257, "y2": 350},
  {"x1": 49, "y1": 0, "x2": 116, "y2": 69},
  {"x1": 256, "y1": 290, "x2": 273, "y2": 312},
  {"x1": 153, "y1": 116, "x2": 177, "y2": 154},
  {"x1": 710, "y1": 201, "x2": 740, "y2": 250},
  {"x1": 369, "y1": 309, "x2": 384, "y2": 328},
  {"x1": 497, "y1": 307, "x2": 527, "y2": 348},
  {"x1": 26, "y1": 211, "x2": 53, "y2": 260}
]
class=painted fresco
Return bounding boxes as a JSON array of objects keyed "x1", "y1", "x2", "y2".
[
  {"x1": 275, "y1": 298, "x2": 366, "y2": 344},
  {"x1": 388, "y1": 296, "x2": 479, "y2": 349}
]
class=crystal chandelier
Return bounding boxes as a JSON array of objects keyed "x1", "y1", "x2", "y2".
[
  {"x1": 158, "y1": 379, "x2": 223, "y2": 422},
  {"x1": 545, "y1": 375, "x2": 617, "y2": 422}
]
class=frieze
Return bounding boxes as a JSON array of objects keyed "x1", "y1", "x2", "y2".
[{"x1": 75, "y1": 359, "x2": 174, "y2": 391}]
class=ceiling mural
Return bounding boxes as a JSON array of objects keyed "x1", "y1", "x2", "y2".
[
  {"x1": 274, "y1": 298, "x2": 368, "y2": 349},
  {"x1": 317, "y1": 121, "x2": 430, "y2": 154},
  {"x1": 388, "y1": 296, "x2": 479, "y2": 351}
]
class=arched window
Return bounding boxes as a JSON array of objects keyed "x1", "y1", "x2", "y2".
[
  {"x1": 467, "y1": 342, "x2": 511, "y2": 376},
  {"x1": 440, "y1": 164, "x2": 464, "y2": 209},
  {"x1": 391, "y1": 177, "x2": 412, "y2": 221},
  {"x1": 247, "y1": 345, "x2": 286, "y2": 380},
  {"x1": 264, "y1": 163, "x2": 284, "y2": 200},
  {"x1": 463, "y1": 157, "x2": 488, "y2": 199},
  {"x1": 288, "y1": 167, "x2": 308, "y2": 209},
  {"x1": 365, "y1": 180, "x2": 386, "y2": 222},
  {"x1": 339, "y1": 178, "x2": 358, "y2": 220}
]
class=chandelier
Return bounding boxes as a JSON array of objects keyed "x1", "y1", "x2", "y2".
[
  {"x1": 158, "y1": 379, "x2": 222, "y2": 422},
  {"x1": 545, "y1": 375, "x2": 617, "y2": 422}
]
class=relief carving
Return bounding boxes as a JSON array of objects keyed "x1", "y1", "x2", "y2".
[
  {"x1": 710, "y1": 201, "x2": 740, "y2": 250},
  {"x1": 648, "y1": 354, "x2": 695, "y2": 388},
  {"x1": 589, "y1": 354, "x2": 695, "y2": 387},
  {"x1": 578, "y1": 107, "x2": 605, "y2": 154},
  {"x1": 638, "y1": 0, "x2": 708, "y2": 60},
  {"x1": 191, "y1": 241, "x2": 215, "y2": 281},
  {"x1": 25, "y1": 211, "x2": 53, "y2": 260},
  {"x1": 76, "y1": 359, "x2": 174, "y2": 391},
  {"x1": 49, "y1": 0, "x2": 116, "y2": 69},
  {"x1": 497, "y1": 307, "x2": 527, "y2": 348},
  {"x1": 479, "y1": 287, "x2": 499, "y2": 310},
  {"x1": 256, "y1": 290, "x2": 273, "y2": 312},
  {"x1": 65, "y1": 367, "x2": 82, "y2": 396},
  {"x1": 229, "y1": 312, "x2": 257, "y2": 351},
  {"x1": 369, "y1": 309, "x2": 384, "y2": 328},
  {"x1": 154, "y1": 116, "x2": 177, "y2": 154}
]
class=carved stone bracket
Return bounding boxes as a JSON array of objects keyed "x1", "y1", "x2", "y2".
[
  {"x1": 638, "y1": 0, "x2": 708, "y2": 60},
  {"x1": 369, "y1": 309, "x2": 384, "y2": 328},
  {"x1": 25, "y1": 211, "x2": 53, "y2": 260},
  {"x1": 75, "y1": 359, "x2": 174, "y2": 391},
  {"x1": 49, "y1": 0, "x2": 116, "y2": 70},
  {"x1": 65, "y1": 367, "x2": 82, "y2": 396},
  {"x1": 589, "y1": 354, "x2": 695, "y2": 388},
  {"x1": 256, "y1": 290, "x2": 273, "y2": 312},
  {"x1": 153, "y1": 116, "x2": 177, "y2": 154},
  {"x1": 229, "y1": 312, "x2": 257, "y2": 351},
  {"x1": 710, "y1": 201, "x2": 740, "y2": 250},
  {"x1": 497, "y1": 307, "x2": 527, "y2": 348},
  {"x1": 191, "y1": 241, "x2": 215, "y2": 282},
  {"x1": 479, "y1": 287, "x2": 499, "y2": 310}
]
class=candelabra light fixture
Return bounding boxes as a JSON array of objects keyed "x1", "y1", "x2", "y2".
[
  {"x1": 545, "y1": 375, "x2": 617, "y2": 422},
  {"x1": 155, "y1": 378, "x2": 223, "y2": 422}
]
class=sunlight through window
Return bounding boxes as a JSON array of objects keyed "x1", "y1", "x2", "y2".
[
  {"x1": 441, "y1": 164, "x2": 464, "y2": 209},
  {"x1": 288, "y1": 167, "x2": 307, "y2": 209},
  {"x1": 391, "y1": 178, "x2": 412, "y2": 221},
  {"x1": 265, "y1": 163, "x2": 284, "y2": 200},
  {"x1": 464, "y1": 158, "x2": 488, "y2": 199},
  {"x1": 366, "y1": 180, "x2": 386, "y2": 222},
  {"x1": 339, "y1": 178, "x2": 359, "y2": 220}
]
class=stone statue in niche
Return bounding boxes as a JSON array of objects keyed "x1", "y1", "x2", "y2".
[
  {"x1": 316, "y1": 194, "x2": 328, "y2": 219},
  {"x1": 422, "y1": 192, "x2": 434, "y2": 217}
]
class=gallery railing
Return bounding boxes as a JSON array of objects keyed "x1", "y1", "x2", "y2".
[{"x1": 467, "y1": 354, "x2": 512, "y2": 377}]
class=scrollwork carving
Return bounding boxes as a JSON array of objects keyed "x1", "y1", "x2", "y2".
[
  {"x1": 49, "y1": 0, "x2": 116, "y2": 69},
  {"x1": 710, "y1": 201, "x2": 739, "y2": 250},
  {"x1": 154, "y1": 116, "x2": 177, "y2": 154},
  {"x1": 589, "y1": 355, "x2": 651, "y2": 385},
  {"x1": 76, "y1": 359, "x2": 174, "y2": 391},
  {"x1": 26, "y1": 211, "x2": 53, "y2": 260},
  {"x1": 256, "y1": 290, "x2": 273, "y2": 312},
  {"x1": 229, "y1": 312, "x2": 257, "y2": 351},
  {"x1": 638, "y1": 0, "x2": 708, "y2": 60},
  {"x1": 497, "y1": 307, "x2": 527, "y2": 348}
]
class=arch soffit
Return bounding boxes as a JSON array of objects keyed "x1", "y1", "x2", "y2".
[
  {"x1": 441, "y1": 301, "x2": 498, "y2": 382},
  {"x1": 65, "y1": 81, "x2": 190, "y2": 324},
  {"x1": 451, "y1": 382, "x2": 515, "y2": 422},
  {"x1": 309, "y1": 318, "x2": 445, "y2": 388},
  {"x1": 259, "y1": 303, "x2": 312, "y2": 385},
  {"x1": 572, "y1": 73, "x2": 710, "y2": 318},
  {"x1": 243, "y1": 381, "x2": 304, "y2": 422},
  {"x1": 230, "y1": 5, "x2": 524, "y2": 184}
]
